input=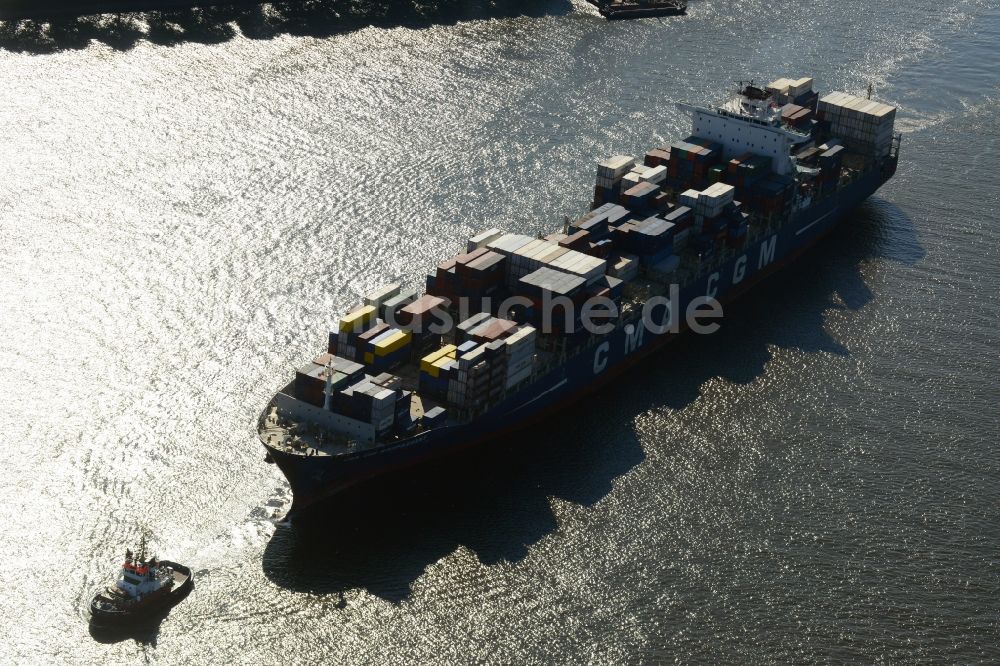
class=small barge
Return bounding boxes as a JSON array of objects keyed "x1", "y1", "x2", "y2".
[{"x1": 587, "y1": 0, "x2": 687, "y2": 20}]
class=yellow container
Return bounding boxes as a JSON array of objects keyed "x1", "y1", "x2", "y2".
[
  {"x1": 339, "y1": 305, "x2": 376, "y2": 334},
  {"x1": 363, "y1": 352, "x2": 374, "y2": 364},
  {"x1": 420, "y1": 344, "x2": 458, "y2": 374},
  {"x1": 373, "y1": 330, "x2": 411, "y2": 357},
  {"x1": 426, "y1": 354, "x2": 455, "y2": 378}
]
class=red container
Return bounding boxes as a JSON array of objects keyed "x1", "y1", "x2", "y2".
[
  {"x1": 357, "y1": 322, "x2": 390, "y2": 343},
  {"x1": 398, "y1": 295, "x2": 448, "y2": 327},
  {"x1": 313, "y1": 352, "x2": 335, "y2": 367},
  {"x1": 455, "y1": 247, "x2": 489, "y2": 266},
  {"x1": 559, "y1": 229, "x2": 590, "y2": 251},
  {"x1": 645, "y1": 149, "x2": 670, "y2": 167},
  {"x1": 471, "y1": 319, "x2": 518, "y2": 343}
]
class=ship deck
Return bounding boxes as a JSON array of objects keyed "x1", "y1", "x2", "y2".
[
  {"x1": 260, "y1": 406, "x2": 351, "y2": 457},
  {"x1": 260, "y1": 384, "x2": 447, "y2": 458}
]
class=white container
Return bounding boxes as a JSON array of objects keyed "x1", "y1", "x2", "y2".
[
  {"x1": 459, "y1": 312, "x2": 491, "y2": 332},
  {"x1": 364, "y1": 284, "x2": 401, "y2": 309},
  {"x1": 488, "y1": 234, "x2": 535, "y2": 256},
  {"x1": 629, "y1": 165, "x2": 655, "y2": 179},
  {"x1": 766, "y1": 78, "x2": 793, "y2": 96},
  {"x1": 505, "y1": 366, "x2": 532, "y2": 389},
  {"x1": 467, "y1": 228, "x2": 503, "y2": 252},
  {"x1": 701, "y1": 182, "x2": 735, "y2": 201},
  {"x1": 621, "y1": 172, "x2": 642, "y2": 190},
  {"x1": 789, "y1": 77, "x2": 813, "y2": 96},
  {"x1": 506, "y1": 339, "x2": 535, "y2": 355},
  {"x1": 538, "y1": 245, "x2": 568, "y2": 265},
  {"x1": 549, "y1": 250, "x2": 606, "y2": 285},
  {"x1": 506, "y1": 356, "x2": 532, "y2": 373},
  {"x1": 641, "y1": 165, "x2": 668, "y2": 184},
  {"x1": 679, "y1": 189, "x2": 701, "y2": 209},
  {"x1": 597, "y1": 155, "x2": 636, "y2": 178},
  {"x1": 527, "y1": 240, "x2": 559, "y2": 262},
  {"x1": 505, "y1": 326, "x2": 537, "y2": 351},
  {"x1": 458, "y1": 345, "x2": 486, "y2": 369},
  {"x1": 506, "y1": 339, "x2": 534, "y2": 356},
  {"x1": 513, "y1": 239, "x2": 545, "y2": 262}
]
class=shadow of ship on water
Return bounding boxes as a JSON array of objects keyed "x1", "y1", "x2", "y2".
[
  {"x1": 0, "y1": 0, "x2": 575, "y2": 54},
  {"x1": 89, "y1": 616, "x2": 164, "y2": 646},
  {"x1": 261, "y1": 198, "x2": 922, "y2": 604}
]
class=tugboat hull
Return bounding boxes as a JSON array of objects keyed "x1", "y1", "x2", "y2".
[{"x1": 89, "y1": 561, "x2": 193, "y2": 627}]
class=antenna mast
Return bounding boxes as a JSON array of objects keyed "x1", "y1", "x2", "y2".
[{"x1": 323, "y1": 359, "x2": 334, "y2": 411}]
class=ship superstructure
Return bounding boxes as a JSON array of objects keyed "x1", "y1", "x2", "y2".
[
  {"x1": 259, "y1": 77, "x2": 901, "y2": 519},
  {"x1": 115, "y1": 545, "x2": 171, "y2": 598}
]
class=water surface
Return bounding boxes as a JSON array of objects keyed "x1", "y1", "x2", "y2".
[{"x1": 1, "y1": 0, "x2": 998, "y2": 662}]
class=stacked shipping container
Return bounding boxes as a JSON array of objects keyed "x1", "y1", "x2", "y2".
[
  {"x1": 666, "y1": 137, "x2": 723, "y2": 191},
  {"x1": 291, "y1": 76, "x2": 898, "y2": 444},
  {"x1": 595, "y1": 155, "x2": 636, "y2": 203},
  {"x1": 293, "y1": 352, "x2": 411, "y2": 436},
  {"x1": 504, "y1": 326, "x2": 536, "y2": 389},
  {"x1": 817, "y1": 92, "x2": 896, "y2": 158},
  {"x1": 766, "y1": 77, "x2": 816, "y2": 107}
]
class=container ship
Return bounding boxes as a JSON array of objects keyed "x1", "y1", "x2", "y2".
[{"x1": 259, "y1": 77, "x2": 901, "y2": 520}]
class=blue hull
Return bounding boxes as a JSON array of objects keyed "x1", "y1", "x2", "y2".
[{"x1": 264, "y1": 162, "x2": 896, "y2": 519}]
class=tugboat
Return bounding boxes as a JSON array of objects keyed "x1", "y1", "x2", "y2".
[{"x1": 89, "y1": 534, "x2": 193, "y2": 627}]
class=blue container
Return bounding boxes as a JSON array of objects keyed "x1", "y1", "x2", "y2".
[
  {"x1": 640, "y1": 246, "x2": 674, "y2": 266},
  {"x1": 419, "y1": 373, "x2": 449, "y2": 398}
]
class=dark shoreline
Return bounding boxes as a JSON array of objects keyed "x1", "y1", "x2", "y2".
[
  {"x1": 0, "y1": 0, "x2": 573, "y2": 54},
  {"x1": 0, "y1": 0, "x2": 260, "y2": 20}
]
